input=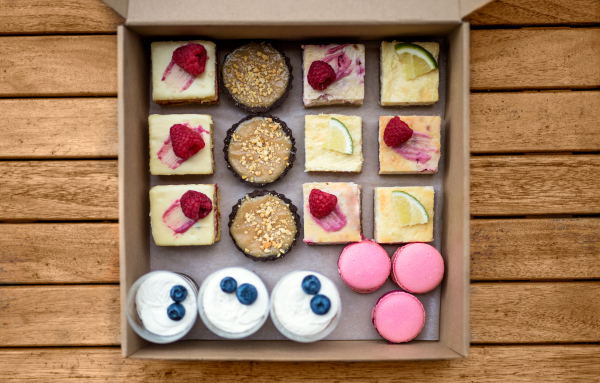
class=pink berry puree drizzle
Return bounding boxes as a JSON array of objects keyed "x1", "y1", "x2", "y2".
[
  {"x1": 393, "y1": 132, "x2": 439, "y2": 163},
  {"x1": 163, "y1": 199, "x2": 197, "y2": 234},
  {"x1": 157, "y1": 123, "x2": 208, "y2": 169},
  {"x1": 322, "y1": 44, "x2": 356, "y2": 82},
  {"x1": 309, "y1": 205, "x2": 347, "y2": 233},
  {"x1": 162, "y1": 60, "x2": 196, "y2": 92}
]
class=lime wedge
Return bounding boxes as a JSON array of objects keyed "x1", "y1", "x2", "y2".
[
  {"x1": 395, "y1": 43, "x2": 438, "y2": 80},
  {"x1": 323, "y1": 118, "x2": 353, "y2": 154},
  {"x1": 392, "y1": 190, "x2": 429, "y2": 227}
]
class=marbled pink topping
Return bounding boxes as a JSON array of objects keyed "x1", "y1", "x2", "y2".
[
  {"x1": 157, "y1": 123, "x2": 209, "y2": 169},
  {"x1": 356, "y1": 57, "x2": 365, "y2": 84},
  {"x1": 326, "y1": 44, "x2": 350, "y2": 54},
  {"x1": 310, "y1": 204, "x2": 347, "y2": 232},
  {"x1": 162, "y1": 60, "x2": 196, "y2": 92},
  {"x1": 322, "y1": 45, "x2": 353, "y2": 82},
  {"x1": 163, "y1": 199, "x2": 197, "y2": 234},
  {"x1": 393, "y1": 132, "x2": 439, "y2": 163}
]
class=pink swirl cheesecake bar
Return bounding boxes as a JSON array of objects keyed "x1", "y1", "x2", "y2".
[{"x1": 302, "y1": 44, "x2": 365, "y2": 107}]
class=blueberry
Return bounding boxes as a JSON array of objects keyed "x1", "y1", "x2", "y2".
[
  {"x1": 167, "y1": 303, "x2": 186, "y2": 321},
  {"x1": 220, "y1": 277, "x2": 237, "y2": 293},
  {"x1": 302, "y1": 275, "x2": 321, "y2": 295},
  {"x1": 170, "y1": 285, "x2": 188, "y2": 302},
  {"x1": 236, "y1": 283, "x2": 258, "y2": 305},
  {"x1": 310, "y1": 294, "x2": 331, "y2": 315}
]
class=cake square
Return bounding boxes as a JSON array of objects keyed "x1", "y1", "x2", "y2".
[
  {"x1": 305, "y1": 114, "x2": 363, "y2": 172},
  {"x1": 302, "y1": 44, "x2": 365, "y2": 107},
  {"x1": 374, "y1": 186, "x2": 434, "y2": 244},
  {"x1": 380, "y1": 41, "x2": 439, "y2": 106},
  {"x1": 149, "y1": 114, "x2": 214, "y2": 175},
  {"x1": 303, "y1": 182, "x2": 362, "y2": 245},
  {"x1": 151, "y1": 40, "x2": 218, "y2": 105},
  {"x1": 150, "y1": 184, "x2": 220, "y2": 246},
  {"x1": 378, "y1": 116, "x2": 441, "y2": 174}
]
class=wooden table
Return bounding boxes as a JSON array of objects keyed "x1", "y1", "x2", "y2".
[{"x1": 0, "y1": 0, "x2": 599, "y2": 381}]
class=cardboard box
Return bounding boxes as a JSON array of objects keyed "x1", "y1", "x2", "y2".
[{"x1": 110, "y1": 0, "x2": 486, "y2": 361}]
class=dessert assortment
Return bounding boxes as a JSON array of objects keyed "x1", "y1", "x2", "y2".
[{"x1": 137, "y1": 38, "x2": 446, "y2": 344}]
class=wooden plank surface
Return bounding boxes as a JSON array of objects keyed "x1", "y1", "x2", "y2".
[
  {"x1": 471, "y1": 28, "x2": 600, "y2": 90},
  {"x1": 1, "y1": 283, "x2": 598, "y2": 346},
  {"x1": 0, "y1": 35, "x2": 117, "y2": 97},
  {"x1": 467, "y1": 0, "x2": 600, "y2": 26},
  {"x1": 0, "y1": 98, "x2": 118, "y2": 159},
  {"x1": 0, "y1": 223, "x2": 119, "y2": 284},
  {"x1": 0, "y1": 345, "x2": 598, "y2": 382},
  {"x1": 0, "y1": 285, "x2": 120, "y2": 346},
  {"x1": 471, "y1": 218, "x2": 600, "y2": 280},
  {"x1": 0, "y1": 0, "x2": 122, "y2": 35},
  {"x1": 470, "y1": 91, "x2": 600, "y2": 153},
  {"x1": 0, "y1": 160, "x2": 118, "y2": 221},
  {"x1": 471, "y1": 155, "x2": 600, "y2": 216}
]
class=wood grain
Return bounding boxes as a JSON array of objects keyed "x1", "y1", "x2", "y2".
[
  {"x1": 0, "y1": 0, "x2": 122, "y2": 35},
  {"x1": 471, "y1": 91, "x2": 600, "y2": 153},
  {"x1": 1, "y1": 283, "x2": 597, "y2": 346},
  {"x1": 466, "y1": 0, "x2": 600, "y2": 26},
  {"x1": 0, "y1": 36, "x2": 117, "y2": 97},
  {"x1": 471, "y1": 155, "x2": 600, "y2": 216},
  {"x1": 0, "y1": 285, "x2": 120, "y2": 346},
  {"x1": 471, "y1": 29, "x2": 600, "y2": 90},
  {"x1": 0, "y1": 345, "x2": 597, "y2": 382},
  {"x1": 0, "y1": 223, "x2": 119, "y2": 284},
  {"x1": 0, "y1": 160, "x2": 118, "y2": 221},
  {"x1": 471, "y1": 218, "x2": 600, "y2": 280},
  {"x1": 0, "y1": 98, "x2": 118, "y2": 159},
  {"x1": 471, "y1": 282, "x2": 600, "y2": 343}
]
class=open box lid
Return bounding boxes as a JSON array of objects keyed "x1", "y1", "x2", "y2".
[{"x1": 103, "y1": 0, "x2": 492, "y2": 25}]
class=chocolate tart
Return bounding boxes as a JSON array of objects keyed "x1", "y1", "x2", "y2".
[
  {"x1": 223, "y1": 115, "x2": 296, "y2": 187},
  {"x1": 228, "y1": 190, "x2": 301, "y2": 262},
  {"x1": 221, "y1": 42, "x2": 293, "y2": 113}
]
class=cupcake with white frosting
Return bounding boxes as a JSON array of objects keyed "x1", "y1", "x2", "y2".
[
  {"x1": 126, "y1": 270, "x2": 198, "y2": 343},
  {"x1": 270, "y1": 270, "x2": 341, "y2": 342},
  {"x1": 198, "y1": 267, "x2": 270, "y2": 339}
]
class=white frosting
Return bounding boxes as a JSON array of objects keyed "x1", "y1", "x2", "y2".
[
  {"x1": 272, "y1": 271, "x2": 340, "y2": 336},
  {"x1": 135, "y1": 271, "x2": 197, "y2": 337},
  {"x1": 201, "y1": 267, "x2": 269, "y2": 334}
]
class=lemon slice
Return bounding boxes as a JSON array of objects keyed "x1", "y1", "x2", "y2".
[
  {"x1": 392, "y1": 190, "x2": 429, "y2": 227},
  {"x1": 395, "y1": 43, "x2": 438, "y2": 80},
  {"x1": 323, "y1": 118, "x2": 353, "y2": 154}
]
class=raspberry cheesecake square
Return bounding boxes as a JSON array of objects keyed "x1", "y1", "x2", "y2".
[
  {"x1": 379, "y1": 116, "x2": 441, "y2": 174},
  {"x1": 149, "y1": 114, "x2": 214, "y2": 176},
  {"x1": 304, "y1": 114, "x2": 363, "y2": 172},
  {"x1": 303, "y1": 182, "x2": 362, "y2": 245},
  {"x1": 374, "y1": 186, "x2": 434, "y2": 244},
  {"x1": 150, "y1": 184, "x2": 220, "y2": 246},
  {"x1": 380, "y1": 41, "x2": 439, "y2": 106},
  {"x1": 151, "y1": 40, "x2": 219, "y2": 105},
  {"x1": 302, "y1": 44, "x2": 365, "y2": 107}
]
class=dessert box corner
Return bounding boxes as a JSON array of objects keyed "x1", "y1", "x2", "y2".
[{"x1": 117, "y1": 16, "x2": 470, "y2": 361}]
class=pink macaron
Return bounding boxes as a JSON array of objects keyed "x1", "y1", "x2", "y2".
[
  {"x1": 371, "y1": 290, "x2": 425, "y2": 343},
  {"x1": 338, "y1": 239, "x2": 391, "y2": 293},
  {"x1": 391, "y1": 243, "x2": 444, "y2": 294}
]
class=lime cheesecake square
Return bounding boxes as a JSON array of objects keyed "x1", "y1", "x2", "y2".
[
  {"x1": 149, "y1": 114, "x2": 214, "y2": 175},
  {"x1": 303, "y1": 182, "x2": 362, "y2": 245},
  {"x1": 380, "y1": 41, "x2": 439, "y2": 106},
  {"x1": 378, "y1": 116, "x2": 441, "y2": 174},
  {"x1": 151, "y1": 40, "x2": 219, "y2": 105},
  {"x1": 150, "y1": 184, "x2": 221, "y2": 246},
  {"x1": 302, "y1": 44, "x2": 365, "y2": 107},
  {"x1": 304, "y1": 114, "x2": 363, "y2": 172},
  {"x1": 374, "y1": 186, "x2": 434, "y2": 244}
]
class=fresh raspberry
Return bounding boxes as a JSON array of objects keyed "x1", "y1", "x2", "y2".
[
  {"x1": 180, "y1": 190, "x2": 212, "y2": 220},
  {"x1": 307, "y1": 60, "x2": 336, "y2": 90},
  {"x1": 170, "y1": 124, "x2": 205, "y2": 160},
  {"x1": 383, "y1": 117, "x2": 413, "y2": 147},
  {"x1": 309, "y1": 189, "x2": 337, "y2": 218},
  {"x1": 172, "y1": 43, "x2": 207, "y2": 76}
]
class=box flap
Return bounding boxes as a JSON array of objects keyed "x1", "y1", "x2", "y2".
[
  {"x1": 103, "y1": 0, "x2": 465, "y2": 25},
  {"x1": 460, "y1": 0, "x2": 493, "y2": 18}
]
